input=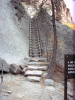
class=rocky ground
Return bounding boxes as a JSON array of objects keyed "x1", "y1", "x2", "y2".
[{"x1": 0, "y1": 74, "x2": 73, "y2": 100}]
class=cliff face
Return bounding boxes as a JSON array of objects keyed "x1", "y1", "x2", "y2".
[
  {"x1": 0, "y1": 0, "x2": 29, "y2": 64},
  {"x1": 54, "y1": 0, "x2": 73, "y2": 24},
  {"x1": 20, "y1": 0, "x2": 73, "y2": 24}
]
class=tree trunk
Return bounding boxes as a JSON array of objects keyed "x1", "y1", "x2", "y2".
[{"x1": 47, "y1": 0, "x2": 57, "y2": 79}]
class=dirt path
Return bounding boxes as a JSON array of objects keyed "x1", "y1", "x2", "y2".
[{"x1": 0, "y1": 74, "x2": 64, "y2": 100}]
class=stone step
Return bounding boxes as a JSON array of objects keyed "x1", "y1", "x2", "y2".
[
  {"x1": 25, "y1": 70, "x2": 43, "y2": 76},
  {"x1": 27, "y1": 76, "x2": 41, "y2": 82},
  {"x1": 28, "y1": 65, "x2": 48, "y2": 71},
  {"x1": 28, "y1": 62, "x2": 49, "y2": 65},
  {"x1": 29, "y1": 57, "x2": 47, "y2": 61}
]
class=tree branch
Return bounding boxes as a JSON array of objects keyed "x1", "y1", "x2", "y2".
[{"x1": 39, "y1": 0, "x2": 47, "y2": 9}]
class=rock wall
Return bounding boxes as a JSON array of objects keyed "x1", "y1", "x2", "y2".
[
  {"x1": 20, "y1": 0, "x2": 73, "y2": 24},
  {"x1": 42, "y1": 0, "x2": 73, "y2": 24},
  {"x1": 0, "y1": 0, "x2": 73, "y2": 67},
  {"x1": 54, "y1": 0, "x2": 73, "y2": 24},
  {"x1": 37, "y1": 9, "x2": 73, "y2": 68},
  {"x1": 0, "y1": 0, "x2": 30, "y2": 64}
]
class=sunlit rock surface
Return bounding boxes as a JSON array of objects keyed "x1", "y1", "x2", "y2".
[{"x1": 0, "y1": 0, "x2": 29, "y2": 64}]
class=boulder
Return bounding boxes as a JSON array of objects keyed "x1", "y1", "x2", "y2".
[
  {"x1": 9, "y1": 64, "x2": 22, "y2": 74},
  {"x1": 19, "y1": 65, "x2": 27, "y2": 70},
  {"x1": 0, "y1": 57, "x2": 9, "y2": 73},
  {"x1": 44, "y1": 79, "x2": 55, "y2": 86},
  {"x1": 42, "y1": 72, "x2": 48, "y2": 78},
  {"x1": 22, "y1": 68, "x2": 27, "y2": 73}
]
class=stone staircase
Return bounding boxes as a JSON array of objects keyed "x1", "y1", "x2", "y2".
[
  {"x1": 25, "y1": 58, "x2": 49, "y2": 82},
  {"x1": 25, "y1": 18, "x2": 49, "y2": 82}
]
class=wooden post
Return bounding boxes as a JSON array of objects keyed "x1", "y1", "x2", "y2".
[{"x1": 64, "y1": 55, "x2": 67, "y2": 100}]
